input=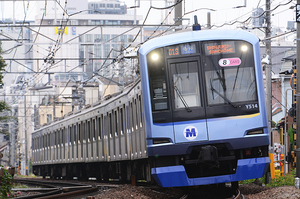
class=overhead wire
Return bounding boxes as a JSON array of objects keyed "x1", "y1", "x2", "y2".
[
  {"x1": 211, "y1": 0, "x2": 293, "y2": 28},
  {"x1": 8, "y1": 0, "x2": 296, "y2": 117}
]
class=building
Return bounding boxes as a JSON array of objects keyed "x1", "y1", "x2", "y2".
[{"x1": 13, "y1": 0, "x2": 143, "y2": 175}]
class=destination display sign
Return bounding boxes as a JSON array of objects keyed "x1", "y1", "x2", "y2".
[
  {"x1": 181, "y1": 43, "x2": 196, "y2": 55},
  {"x1": 166, "y1": 43, "x2": 196, "y2": 56},
  {"x1": 204, "y1": 41, "x2": 235, "y2": 56}
]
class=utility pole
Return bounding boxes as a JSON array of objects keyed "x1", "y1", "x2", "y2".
[
  {"x1": 207, "y1": 12, "x2": 211, "y2": 29},
  {"x1": 265, "y1": 0, "x2": 272, "y2": 136},
  {"x1": 296, "y1": 0, "x2": 300, "y2": 178},
  {"x1": 24, "y1": 91, "x2": 28, "y2": 176},
  {"x1": 264, "y1": 0, "x2": 272, "y2": 184},
  {"x1": 174, "y1": 0, "x2": 182, "y2": 30}
]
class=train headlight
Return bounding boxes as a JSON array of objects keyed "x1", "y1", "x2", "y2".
[
  {"x1": 151, "y1": 53, "x2": 159, "y2": 61},
  {"x1": 241, "y1": 45, "x2": 248, "y2": 52}
]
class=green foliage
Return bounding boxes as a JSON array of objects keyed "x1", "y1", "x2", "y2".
[
  {"x1": 239, "y1": 169, "x2": 296, "y2": 187},
  {"x1": 288, "y1": 127, "x2": 294, "y2": 150},
  {"x1": 239, "y1": 178, "x2": 261, "y2": 185},
  {"x1": 0, "y1": 167, "x2": 14, "y2": 198},
  {"x1": 0, "y1": 42, "x2": 6, "y2": 86},
  {"x1": 13, "y1": 183, "x2": 29, "y2": 189},
  {"x1": 0, "y1": 101, "x2": 13, "y2": 136},
  {"x1": 271, "y1": 120, "x2": 276, "y2": 128},
  {"x1": 266, "y1": 169, "x2": 295, "y2": 187}
]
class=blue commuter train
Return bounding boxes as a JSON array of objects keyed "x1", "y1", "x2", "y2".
[
  {"x1": 140, "y1": 29, "x2": 270, "y2": 187},
  {"x1": 32, "y1": 28, "x2": 270, "y2": 187}
]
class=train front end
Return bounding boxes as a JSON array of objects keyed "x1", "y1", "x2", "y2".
[{"x1": 139, "y1": 29, "x2": 270, "y2": 187}]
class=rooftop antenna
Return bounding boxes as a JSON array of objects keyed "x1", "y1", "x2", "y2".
[{"x1": 193, "y1": 15, "x2": 201, "y2": 31}]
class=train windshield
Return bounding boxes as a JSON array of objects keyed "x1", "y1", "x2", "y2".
[
  {"x1": 202, "y1": 40, "x2": 257, "y2": 106},
  {"x1": 146, "y1": 40, "x2": 259, "y2": 123},
  {"x1": 170, "y1": 61, "x2": 201, "y2": 111}
]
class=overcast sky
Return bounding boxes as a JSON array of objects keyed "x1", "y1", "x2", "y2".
[{"x1": 0, "y1": 0, "x2": 296, "y2": 30}]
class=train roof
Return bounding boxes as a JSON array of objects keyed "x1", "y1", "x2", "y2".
[
  {"x1": 139, "y1": 29, "x2": 259, "y2": 56},
  {"x1": 32, "y1": 78, "x2": 141, "y2": 134}
]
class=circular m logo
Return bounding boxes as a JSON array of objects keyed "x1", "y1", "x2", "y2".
[{"x1": 183, "y1": 126, "x2": 198, "y2": 140}]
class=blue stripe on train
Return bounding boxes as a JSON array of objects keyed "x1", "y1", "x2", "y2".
[{"x1": 151, "y1": 157, "x2": 270, "y2": 187}]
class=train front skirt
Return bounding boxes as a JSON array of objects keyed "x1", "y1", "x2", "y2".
[{"x1": 151, "y1": 157, "x2": 270, "y2": 187}]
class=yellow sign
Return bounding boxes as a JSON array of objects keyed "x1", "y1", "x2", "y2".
[
  {"x1": 55, "y1": 27, "x2": 68, "y2": 35},
  {"x1": 26, "y1": 167, "x2": 28, "y2": 170}
]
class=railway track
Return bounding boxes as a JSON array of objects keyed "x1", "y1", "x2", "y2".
[
  {"x1": 13, "y1": 179, "x2": 112, "y2": 199},
  {"x1": 13, "y1": 178, "x2": 245, "y2": 199}
]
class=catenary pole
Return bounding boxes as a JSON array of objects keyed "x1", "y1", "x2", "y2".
[
  {"x1": 296, "y1": 0, "x2": 300, "y2": 178},
  {"x1": 265, "y1": 0, "x2": 272, "y2": 136}
]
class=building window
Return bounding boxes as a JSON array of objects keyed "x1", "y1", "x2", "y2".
[
  {"x1": 103, "y1": 34, "x2": 110, "y2": 42},
  {"x1": 120, "y1": 35, "x2": 127, "y2": 42},
  {"x1": 47, "y1": 114, "x2": 52, "y2": 123},
  {"x1": 79, "y1": 35, "x2": 84, "y2": 43},
  {"x1": 112, "y1": 44, "x2": 119, "y2": 57},
  {"x1": 94, "y1": 34, "x2": 101, "y2": 43},
  {"x1": 70, "y1": 20, "x2": 77, "y2": 25},
  {"x1": 104, "y1": 44, "x2": 111, "y2": 57},
  {"x1": 94, "y1": 44, "x2": 101, "y2": 57},
  {"x1": 111, "y1": 34, "x2": 119, "y2": 42},
  {"x1": 128, "y1": 35, "x2": 133, "y2": 42},
  {"x1": 85, "y1": 34, "x2": 93, "y2": 42}
]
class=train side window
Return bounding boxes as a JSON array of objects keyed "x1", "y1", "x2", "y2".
[
  {"x1": 70, "y1": 126, "x2": 72, "y2": 144},
  {"x1": 74, "y1": 125, "x2": 76, "y2": 144},
  {"x1": 83, "y1": 123, "x2": 86, "y2": 142},
  {"x1": 48, "y1": 133, "x2": 50, "y2": 148},
  {"x1": 62, "y1": 129, "x2": 64, "y2": 145},
  {"x1": 72, "y1": 125, "x2": 74, "y2": 144},
  {"x1": 87, "y1": 120, "x2": 90, "y2": 142},
  {"x1": 136, "y1": 96, "x2": 141, "y2": 129},
  {"x1": 43, "y1": 134, "x2": 45, "y2": 148},
  {"x1": 130, "y1": 102, "x2": 134, "y2": 132},
  {"x1": 95, "y1": 117, "x2": 99, "y2": 157},
  {"x1": 115, "y1": 110, "x2": 118, "y2": 136},
  {"x1": 134, "y1": 99, "x2": 138, "y2": 130},
  {"x1": 69, "y1": 126, "x2": 72, "y2": 144},
  {"x1": 147, "y1": 47, "x2": 169, "y2": 111},
  {"x1": 97, "y1": 117, "x2": 100, "y2": 140},
  {"x1": 139, "y1": 95, "x2": 143, "y2": 127},
  {"x1": 120, "y1": 107, "x2": 124, "y2": 135},
  {"x1": 60, "y1": 129, "x2": 62, "y2": 145},
  {"x1": 78, "y1": 123, "x2": 81, "y2": 143},
  {"x1": 92, "y1": 119, "x2": 96, "y2": 141},
  {"x1": 58, "y1": 130, "x2": 61, "y2": 146},
  {"x1": 109, "y1": 113, "x2": 112, "y2": 138},
  {"x1": 98, "y1": 115, "x2": 102, "y2": 140},
  {"x1": 54, "y1": 131, "x2": 57, "y2": 146},
  {"x1": 75, "y1": 124, "x2": 78, "y2": 143},
  {"x1": 40, "y1": 136, "x2": 42, "y2": 149}
]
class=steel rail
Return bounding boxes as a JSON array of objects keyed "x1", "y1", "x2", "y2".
[{"x1": 14, "y1": 179, "x2": 99, "y2": 199}]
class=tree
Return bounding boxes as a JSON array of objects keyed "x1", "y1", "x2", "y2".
[
  {"x1": 0, "y1": 41, "x2": 11, "y2": 135},
  {"x1": 0, "y1": 41, "x2": 6, "y2": 88}
]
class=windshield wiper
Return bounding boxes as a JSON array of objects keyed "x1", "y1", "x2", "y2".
[
  {"x1": 174, "y1": 86, "x2": 192, "y2": 112},
  {"x1": 210, "y1": 81, "x2": 237, "y2": 108}
]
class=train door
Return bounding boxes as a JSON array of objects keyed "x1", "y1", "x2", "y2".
[
  {"x1": 167, "y1": 57, "x2": 208, "y2": 143},
  {"x1": 92, "y1": 118, "x2": 96, "y2": 160},
  {"x1": 78, "y1": 122, "x2": 82, "y2": 161},
  {"x1": 97, "y1": 115, "x2": 105, "y2": 161}
]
